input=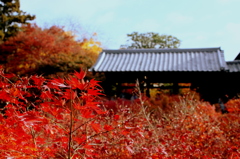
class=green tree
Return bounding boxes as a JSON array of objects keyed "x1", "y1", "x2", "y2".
[
  {"x1": 122, "y1": 32, "x2": 181, "y2": 49},
  {"x1": 0, "y1": 0, "x2": 35, "y2": 41}
]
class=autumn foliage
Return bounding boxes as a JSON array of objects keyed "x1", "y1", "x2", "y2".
[
  {"x1": 0, "y1": 24, "x2": 101, "y2": 76},
  {"x1": 0, "y1": 68, "x2": 239, "y2": 158},
  {"x1": 0, "y1": 68, "x2": 107, "y2": 158}
]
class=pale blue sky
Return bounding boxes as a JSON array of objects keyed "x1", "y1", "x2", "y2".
[{"x1": 21, "y1": 0, "x2": 240, "y2": 61}]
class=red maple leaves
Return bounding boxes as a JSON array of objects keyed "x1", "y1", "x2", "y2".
[
  {"x1": 0, "y1": 69, "x2": 107, "y2": 158},
  {"x1": 0, "y1": 68, "x2": 239, "y2": 158}
]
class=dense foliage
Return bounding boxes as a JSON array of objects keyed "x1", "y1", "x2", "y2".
[
  {"x1": 121, "y1": 32, "x2": 181, "y2": 49},
  {"x1": 0, "y1": 68, "x2": 239, "y2": 158},
  {"x1": 0, "y1": 24, "x2": 101, "y2": 76},
  {"x1": 0, "y1": 0, "x2": 35, "y2": 41}
]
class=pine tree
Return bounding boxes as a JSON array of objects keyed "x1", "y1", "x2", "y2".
[
  {"x1": 121, "y1": 32, "x2": 181, "y2": 49},
  {"x1": 0, "y1": 0, "x2": 35, "y2": 41}
]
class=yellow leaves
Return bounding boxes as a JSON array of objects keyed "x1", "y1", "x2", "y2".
[
  {"x1": 81, "y1": 38, "x2": 102, "y2": 53},
  {"x1": 18, "y1": 64, "x2": 24, "y2": 69},
  {"x1": 17, "y1": 63, "x2": 36, "y2": 70},
  {"x1": 40, "y1": 51, "x2": 46, "y2": 56},
  {"x1": 91, "y1": 44, "x2": 102, "y2": 53}
]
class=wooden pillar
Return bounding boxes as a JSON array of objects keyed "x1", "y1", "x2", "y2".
[
  {"x1": 102, "y1": 76, "x2": 115, "y2": 99},
  {"x1": 172, "y1": 82, "x2": 179, "y2": 94},
  {"x1": 142, "y1": 75, "x2": 150, "y2": 98},
  {"x1": 145, "y1": 77, "x2": 150, "y2": 98},
  {"x1": 116, "y1": 82, "x2": 122, "y2": 98}
]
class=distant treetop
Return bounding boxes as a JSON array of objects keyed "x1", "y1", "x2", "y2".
[{"x1": 121, "y1": 32, "x2": 181, "y2": 49}]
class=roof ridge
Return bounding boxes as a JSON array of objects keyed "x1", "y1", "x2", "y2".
[{"x1": 103, "y1": 47, "x2": 221, "y2": 53}]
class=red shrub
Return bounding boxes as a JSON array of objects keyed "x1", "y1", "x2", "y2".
[{"x1": 0, "y1": 68, "x2": 239, "y2": 158}]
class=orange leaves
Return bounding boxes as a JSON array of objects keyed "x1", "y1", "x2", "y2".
[
  {"x1": 225, "y1": 99, "x2": 240, "y2": 113},
  {"x1": 0, "y1": 23, "x2": 102, "y2": 76}
]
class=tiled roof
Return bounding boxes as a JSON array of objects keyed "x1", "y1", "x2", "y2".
[
  {"x1": 227, "y1": 60, "x2": 240, "y2": 72},
  {"x1": 90, "y1": 47, "x2": 228, "y2": 72}
]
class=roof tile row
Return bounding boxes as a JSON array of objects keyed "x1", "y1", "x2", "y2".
[{"x1": 90, "y1": 47, "x2": 229, "y2": 72}]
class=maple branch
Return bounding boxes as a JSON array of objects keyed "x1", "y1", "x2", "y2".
[
  {"x1": 30, "y1": 127, "x2": 37, "y2": 147},
  {"x1": 41, "y1": 113, "x2": 68, "y2": 132},
  {"x1": 29, "y1": 126, "x2": 41, "y2": 158},
  {"x1": 0, "y1": 149, "x2": 36, "y2": 158},
  {"x1": 72, "y1": 118, "x2": 95, "y2": 134},
  {"x1": 73, "y1": 128, "x2": 117, "y2": 153},
  {"x1": 68, "y1": 87, "x2": 73, "y2": 159},
  {"x1": 72, "y1": 113, "x2": 140, "y2": 154},
  {"x1": 0, "y1": 73, "x2": 14, "y2": 85},
  {"x1": 135, "y1": 79, "x2": 161, "y2": 145}
]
